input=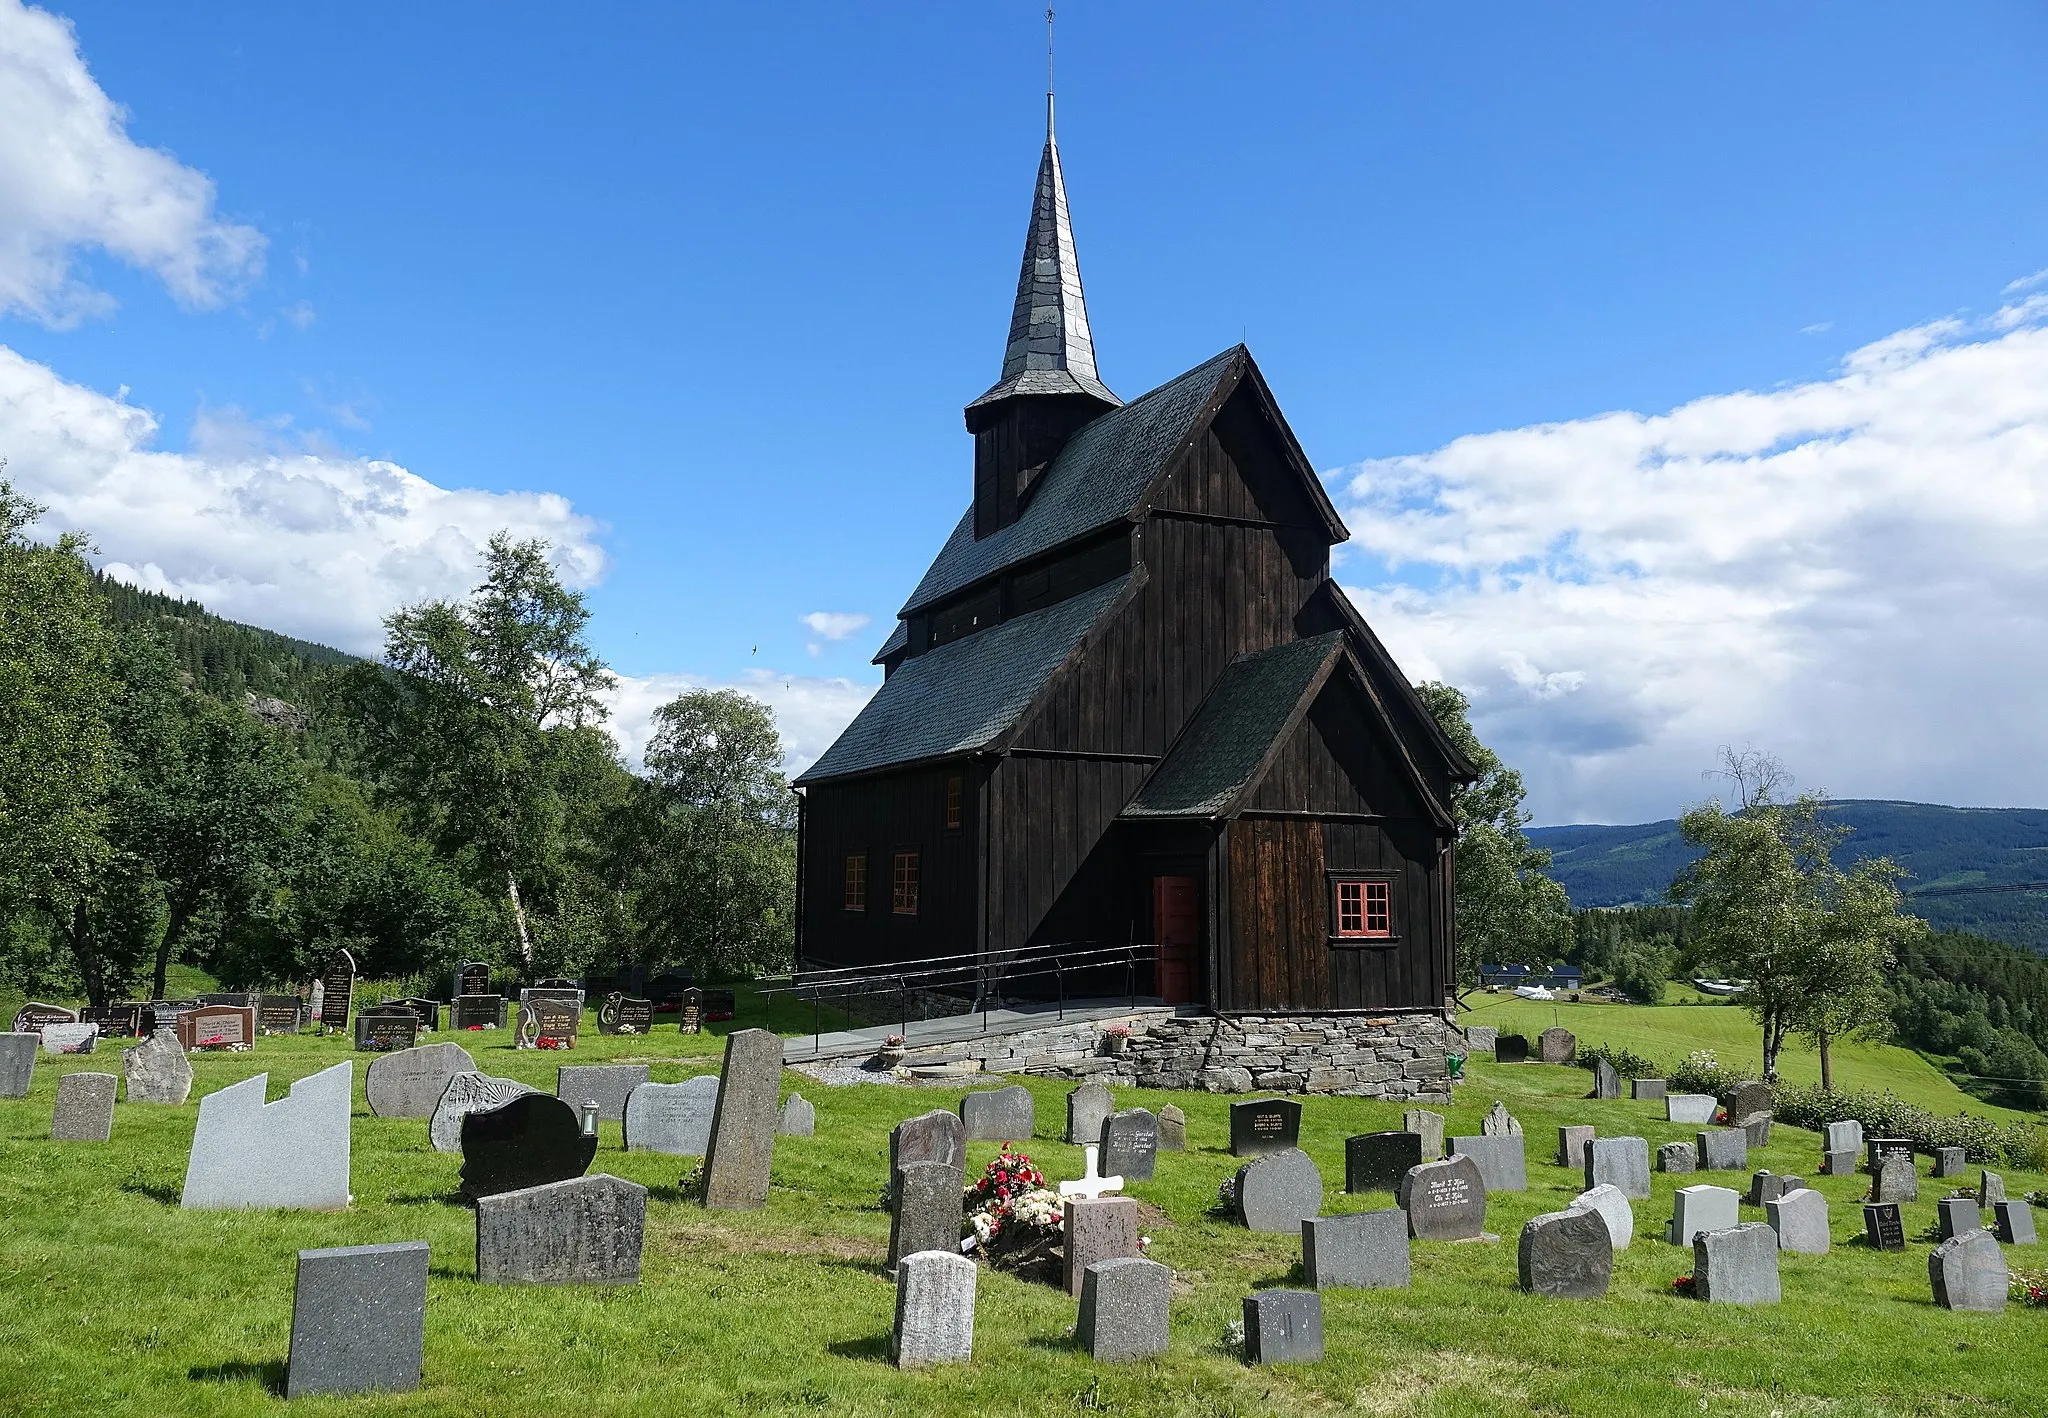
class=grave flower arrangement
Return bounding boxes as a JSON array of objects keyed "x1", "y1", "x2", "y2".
[
  {"x1": 963, "y1": 1146, "x2": 1062, "y2": 1275},
  {"x1": 2012, "y1": 1266, "x2": 2048, "y2": 1307},
  {"x1": 1670, "y1": 1272, "x2": 1696, "y2": 1297}
]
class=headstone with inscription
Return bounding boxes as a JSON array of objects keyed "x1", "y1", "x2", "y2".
[
  {"x1": 319, "y1": 948, "x2": 355, "y2": 1032},
  {"x1": 11, "y1": 1002, "x2": 76, "y2": 1035},
  {"x1": 451, "y1": 994, "x2": 506, "y2": 1030},
  {"x1": 454, "y1": 961, "x2": 492, "y2": 997},
  {"x1": 623, "y1": 1075, "x2": 720, "y2": 1155},
  {"x1": 1863, "y1": 1201, "x2": 1906, "y2": 1251},
  {"x1": 430, "y1": 1071, "x2": 538, "y2": 1152},
  {"x1": 257, "y1": 995, "x2": 304, "y2": 1035},
  {"x1": 177, "y1": 1005, "x2": 253, "y2": 1052},
  {"x1": 82, "y1": 1003, "x2": 143, "y2": 1038},
  {"x1": 1100, "y1": 1109, "x2": 1158, "y2": 1182},
  {"x1": 596, "y1": 993, "x2": 654, "y2": 1036},
  {"x1": 1230, "y1": 1097, "x2": 1303, "y2": 1157},
  {"x1": 40, "y1": 1022, "x2": 98, "y2": 1054},
  {"x1": 51, "y1": 1071, "x2": 117, "y2": 1141},
  {"x1": 1518, "y1": 1207, "x2": 1613, "y2": 1299},
  {"x1": 182, "y1": 1062, "x2": 352, "y2": 1210},
  {"x1": 1234, "y1": 1148, "x2": 1323, "y2": 1233},
  {"x1": 365, "y1": 1042, "x2": 477, "y2": 1118},
  {"x1": 353, "y1": 1006, "x2": 419, "y2": 1052},
  {"x1": 475, "y1": 1172, "x2": 647, "y2": 1285},
  {"x1": 678, "y1": 986, "x2": 704, "y2": 1034},
  {"x1": 1866, "y1": 1137, "x2": 1914, "y2": 1173},
  {"x1": 388, "y1": 997, "x2": 441, "y2": 1032},
  {"x1": 701, "y1": 1027, "x2": 783, "y2": 1209},
  {"x1": 285, "y1": 1241, "x2": 427, "y2": 1399},
  {"x1": 1398, "y1": 1154, "x2": 1487, "y2": 1240},
  {"x1": 701, "y1": 987, "x2": 737, "y2": 1021},
  {"x1": 516, "y1": 996, "x2": 579, "y2": 1049},
  {"x1": 460, "y1": 1092, "x2": 598, "y2": 1199}
]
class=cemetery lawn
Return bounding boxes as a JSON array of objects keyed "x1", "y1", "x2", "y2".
[{"x1": 2, "y1": 1016, "x2": 2045, "y2": 1417}]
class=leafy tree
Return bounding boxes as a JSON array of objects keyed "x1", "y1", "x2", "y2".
[
  {"x1": 639, "y1": 689, "x2": 796, "y2": 977},
  {"x1": 1415, "y1": 682, "x2": 1572, "y2": 988}
]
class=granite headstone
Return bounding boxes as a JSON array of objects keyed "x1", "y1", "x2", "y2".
[
  {"x1": 1403, "y1": 1107, "x2": 1445, "y2": 1160},
  {"x1": 1696, "y1": 1129, "x2": 1748, "y2": 1171},
  {"x1": 1064, "y1": 1196, "x2": 1142, "y2": 1295},
  {"x1": 556, "y1": 1063, "x2": 649, "y2": 1125},
  {"x1": 1994, "y1": 1199, "x2": 2036, "y2": 1246},
  {"x1": 475, "y1": 1173, "x2": 647, "y2": 1284},
  {"x1": 1303, "y1": 1209, "x2": 1410, "y2": 1289},
  {"x1": 1929, "y1": 1228, "x2": 2006, "y2": 1312},
  {"x1": 1570, "y1": 1183, "x2": 1634, "y2": 1249},
  {"x1": 701, "y1": 1027, "x2": 783, "y2": 1209},
  {"x1": 365, "y1": 1042, "x2": 477, "y2": 1119},
  {"x1": 960, "y1": 1084, "x2": 1035, "y2": 1142},
  {"x1": 1666, "y1": 1185, "x2": 1740, "y2": 1246},
  {"x1": 889, "y1": 1158, "x2": 966, "y2": 1270},
  {"x1": 120, "y1": 1026, "x2": 192, "y2": 1104},
  {"x1": 285, "y1": 1241, "x2": 427, "y2": 1399},
  {"x1": 1242, "y1": 1290, "x2": 1322, "y2": 1365},
  {"x1": 181, "y1": 1062, "x2": 351, "y2": 1210},
  {"x1": 1078, "y1": 1256, "x2": 1171, "y2": 1361},
  {"x1": 1694, "y1": 1222, "x2": 1781, "y2": 1304},
  {"x1": 0, "y1": 1033, "x2": 35, "y2": 1097},
  {"x1": 892, "y1": 1249, "x2": 976, "y2": 1369},
  {"x1": 1346, "y1": 1130, "x2": 1424, "y2": 1193},
  {"x1": 1586, "y1": 1136, "x2": 1651, "y2": 1199},
  {"x1": 1449, "y1": 1134, "x2": 1527, "y2": 1192},
  {"x1": 1766, "y1": 1188, "x2": 1830, "y2": 1254},
  {"x1": 623, "y1": 1075, "x2": 720, "y2": 1156},
  {"x1": 428, "y1": 1072, "x2": 538, "y2": 1152},
  {"x1": 1235, "y1": 1147, "x2": 1323, "y2": 1233},
  {"x1": 1229, "y1": 1097, "x2": 1302, "y2": 1156},
  {"x1": 459, "y1": 1092, "x2": 597, "y2": 1199},
  {"x1": 1398, "y1": 1154, "x2": 1487, "y2": 1240},
  {"x1": 1099, "y1": 1109, "x2": 1158, "y2": 1182},
  {"x1": 1518, "y1": 1207, "x2": 1614, "y2": 1299},
  {"x1": 1066, "y1": 1081, "x2": 1114, "y2": 1145},
  {"x1": 1537, "y1": 1027, "x2": 1576, "y2": 1064},
  {"x1": 1156, "y1": 1103, "x2": 1187, "y2": 1152},
  {"x1": 51, "y1": 1070, "x2": 116, "y2": 1141},
  {"x1": 1666, "y1": 1093, "x2": 1717, "y2": 1124}
]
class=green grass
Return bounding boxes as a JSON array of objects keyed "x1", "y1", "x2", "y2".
[{"x1": 2, "y1": 1000, "x2": 2046, "y2": 1417}]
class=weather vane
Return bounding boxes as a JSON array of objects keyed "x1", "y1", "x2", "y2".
[{"x1": 1046, "y1": 6, "x2": 1056, "y2": 135}]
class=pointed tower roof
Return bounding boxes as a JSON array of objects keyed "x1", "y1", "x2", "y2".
[{"x1": 967, "y1": 100, "x2": 1119, "y2": 412}]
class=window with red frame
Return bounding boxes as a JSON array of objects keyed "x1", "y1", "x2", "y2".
[
  {"x1": 843, "y1": 854, "x2": 867, "y2": 911},
  {"x1": 893, "y1": 850, "x2": 920, "y2": 915},
  {"x1": 945, "y1": 774, "x2": 963, "y2": 830},
  {"x1": 1334, "y1": 878, "x2": 1392, "y2": 939}
]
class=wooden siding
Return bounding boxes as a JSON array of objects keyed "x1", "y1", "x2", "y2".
[
  {"x1": 1240, "y1": 674, "x2": 1431, "y2": 820},
  {"x1": 798, "y1": 764, "x2": 983, "y2": 970},
  {"x1": 984, "y1": 755, "x2": 1154, "y2": 954}
]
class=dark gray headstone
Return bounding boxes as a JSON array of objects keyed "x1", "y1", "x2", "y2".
[
  {"x1": 1346, "y1": 1131, "x2": 1424, "y2": 1193},
  {"x1": 1863, "y1": 1201, "x2": 1906, "y2": 1251},
  {"x1": 317, "y1": 948, "x2": 356, "y2": 1032},
  {"x1": 1934, "y1": 1146, "x2": 1967, "y2": 1178},
  {"x1": 621, "y1": 1075, "x2": 719, "y2": 1155},
  {"x1": 1234, "y1": 1148, "x2": 1323, "y2": 1233},
  {"x1": 1735, "y1": 1111, "x2": 1772, "y2": 1149},
  {"x1": 892, "y1": 1249, "x2": 976, "y2": 1369},
  {"x1": 1747, "y1": 1171, "x2": 1792, "y2": 1207},
  {"x1": 1694, "y1": 1222, "x2": 1780, "y2": 1304},
  {"x1": 120, "y1": 1027, "x2": 192, "y2": 1104},
  {"x1": 1591, "y1": 1058, "x2": 1620, "y2": 1099},
  {"x1": 1229, "y1": 1097, "x2": 1302, "y2": 1156},
  {"x1": 1666, "y1": 1093, "x2": 1717, "y2": 1124},
  {"x1": 365, "y1": 1042, "x2": 477, "y2": 1119},
  {"x1": 1937, "y1": 1196, "x2": 1981, "y2": 1241},
  {"x1": 1518, "y1": 1207, "x2": 1614, "y2": 1299},
  {"x1": 1078, "y1": 1256, "x2": 1170, "y2": 1361},
  {"x1": 51, "y1": 1071, "x2": 116, "y2": 1141},
  {"x1": 891, "y1": 1108, "x2": 966, "y2": 1176},
  {"x1": 1100, "y1": 1109, "x2": 1157, "y2": 1182},
  {"x1": 1994, "y1": 1199, "x2": 2036, "y2": 1246},
  {"x1": 1556, "y1": 1125, "x2": 1595, "y2": 1169},
  {"x1": 1064, "y1": 1196, "x2": 1142, "y2": 1295},
  {"x1": 596, "y1": 993, "x2": 653, "y2": 1036},
  {"x1": 1695, "y1": 1129, "x2": 1748, "y2": 1171},
  {"x1": 352, "y1": 1005, "x2": 416, "y2": 1053},
  {"x1": 476, "y1": 1173, "x2": 646, "y2": 1284},
  {"x1": 1766, "y1": 1188, "x2": 1829, "y2": 1254},
  {"x1": 1819, "y1": 1149, "x2": 1857, "y2": 1176},
  {"x1": 1874, "y1": 1152, "x2": 1918, "y2": 1203},
  {"x1": 702, "y1": 1028, "x2": 782, "y2": 1209},
  {"x1": 1243, "y1": 1289, "x2": 1322, "y2": 1365},
  {"x1": 1930, "y1": 1228, "x2": 2006, "y2": 1312},
  {"x1": 1726, "y1": 1080, "x2": 1773, "y2": 1121},
  {"x1": 0, "y1": 1033, "x2": 36, "y2": 1097},
  {"x1": 1494, "y1": 1033, "x2": 1529, "y2": 1063},
  {"x1": 1399, "y1": 1154, "x2": 1487, "y2": 1240},
  {"x1": 1537, "y1": 1027, "x2": 1576, "y2": 1064},
  {"x1": 182, "y1": 1063, "x2": 351, "y2": 1211},
  {"x1": 1449, "y1": 1134, "x2": 1527, "y2": 1192},
  {"x1": 888, "y1": 1159, "x2": 965, "y2": 1270},
  {"x1": 1658, "y1": 1141, "x2": 1697, "y2": 1174},
  {"x1": 1586, "y1": 1136, "x2": 1651, "y2": 1199},
  {"x1": 450, "y1": 994, "x2": 506, "y2": 1031},
  {"x1": 1403, "y1": 1108, "x2": 1445, "y2": 1160},
  {"x1": 460, "y1": 1092, "x2": 597, "y2": 1199},
  {"x1": 959, "y1": 1084, "x2": 1034, "y2": 1142},
  {"x1": 1066, "y1": 1082, "x2": 1114, "y2": 1145},
  {"x1": 1631, "y1": 1077, "x2": 1666, "y2": 1100},
  {"x1": 1666, "y1": 1185, "x2": 1739, "y2": 1246},
  {"x1": 1866, "y1": 1137, "x2": 1914, "y2": 1173},
  {"x1": 1480, "y1": 1100, "x2": 1522, "y2": 1137},
  {"x1": 778, "y1": 1093, "x2": 815, "y2": 1136},
  {"x1": 1303, "y1": 1209, "x2": 1410, "y2": 1290},
  {"x1": 430, "y1": 1072, "x2": 537, "y2": 1153},
  {"x1": 286, "y1": 1241, "x2": 427, "y2": 1399},
  {"x1": 1156, "y1": 1103, "x2": 1187, "y2": 1151},
  {"x1": 556, "y1": 1063, "x2": 649, "y2": 1125}
]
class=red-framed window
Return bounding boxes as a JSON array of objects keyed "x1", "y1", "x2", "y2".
[
  {"x1": 893, "y1": 850, "x2": 920, "y2": 916},
  {"x1": 1334, "y1": 878, "x2": 1392, "y2": 939},
  {"x1": 843, "y1": 854, "x2": 867, "y2": 912},
  {"x1": 945, "y1": 774, "x2": 964, "y2": 831}
]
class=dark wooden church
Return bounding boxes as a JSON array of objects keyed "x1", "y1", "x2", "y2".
[{"x1": 794, "y1": 109, "x2": 1474, "y2": 1018}]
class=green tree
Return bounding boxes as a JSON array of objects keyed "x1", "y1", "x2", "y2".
[
  {"x1": 1787, "y1": 857, "x2": 1922, "y2": 1090},
  {"x1": 1415, "y1": 682, "x2": 1573, "y2": 988},
  {"x1": 639, "y1": 689, "x2": 795, "y2": 977}
]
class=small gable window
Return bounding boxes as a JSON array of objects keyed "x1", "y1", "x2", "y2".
[
  {"x1": 945, "y1": 774, "x2": 964, "y2": 831},
  {"x1": 843, "y1": 855, "x2": 868, "y2": 912},
  {"x1": 1333, "y1": 878, "x2": 1392, "y2": 940},
  {"x1": 893, "y1": 850, "x2": 920, "y2": 916}
]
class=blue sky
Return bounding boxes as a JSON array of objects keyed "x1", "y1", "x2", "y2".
[{"x1": 4, "y1": 2, "x2": 2047, "y2": 821}]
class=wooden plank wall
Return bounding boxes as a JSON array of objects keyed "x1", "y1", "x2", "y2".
[
  {"x1": 1241, "y1": 678, "x2": 1429, "y2": 819},
  {"x1": 985, "y1": 756, "x2": 1154, "y2": 954},
  {"x1": 798, "y1": 765, "x2": 983, "y2": 970}
]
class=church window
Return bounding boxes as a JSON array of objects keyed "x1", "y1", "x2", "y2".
[
  {"x1": 893, "y1": 850, "x2": 920, "y2": 915},
  {"x1": 945, "y1": 774, "x2": 964, "y2": 830},
  {"x1": 843, "y1": 854, "x2": 867, "y2": 911},
  {"x1": 1333, "y1": 878, "x2": 1392, "y2": 939}
]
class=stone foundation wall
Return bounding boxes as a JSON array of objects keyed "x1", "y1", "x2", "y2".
[{"x1": 897, "y1": 1009, "x2": 1460, "y2": 1100}]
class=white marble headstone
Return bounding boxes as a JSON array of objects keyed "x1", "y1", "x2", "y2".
[{"x1": 182, "y1": 1062, "x2": 351, "y2": 1210}]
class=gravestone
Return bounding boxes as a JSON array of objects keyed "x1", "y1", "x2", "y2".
[
  {"x1": 1631, "y1": 1077, "x2": 1666, "y2": 1100},
  {"x1": 318, "y1": 947, "x2": 355, "y2": 1032},
  {"x1": 0, "y1": 1033, "x2": 34, "y2": 1097},
  {"x1": 1658, "y1": 1141, "x2": 1699, "y2": 1174},
  {"x1": 1696, "y1": 1129, "x2": 1748, "y2": 1171},
  {"x1": 1449, "y1": 1134, "x2": 1527, "y2": 1192},
  {"x1": 1156, "y1": 1103, "x2": 1187, "y2": 1151},
  {"x1": 1518, "y1": 1207, "x2": 1614, "y2": 1299},
  {"x1": 1994, "y1": 1199, "x2": 2036, "y2": 1246},
  {"x1": 1234, "y1": 1148, "x2": 1323, "y2": 1233},
  {"x1": 1866, "y1": 1137, "x2": 1914, "y2": 1173},
  {"x1": 182, "y1": 1062, "x2": 351, "y2": 1210},
  {"x1": 701, "y1": 1027, "x2": 782, "y2": 1209},
  {"x1": 621, "y1": 1075, "x2": 720, "y2": 1155},
  {"x1": 83, "y1": 1003, "x2": 144, "y2": 1037},
  {"x1": 1938, "y1": 1196, "x2": 1981, "y2": 1241},
  {"x1": 430, "y1": 1072, "x2": 537, "y2": 1152},
  {"x1": 1930, "y1": 1228, "x2": 2006, "y2": 1312},
  {"x1": 1403, "y1": 1108, "x2": 1445, "y2": 1160},
  {"x1": 701, "y1": 986, "x2": 737, "y2": 1020},
  {"x1": 177, "y1": 1005, "x2": 254, "y2": 1051},
  {"x1": 556, "y1": 1063, "x2": 649, "y2": 1125},
  {"x1": 678, "y1": 987, "x2": 703, "y2": 1034},
  {"x1": 1100, "y1": 1109, "x2": 1158, "y2": 1182},
  {"x1": 1820, "y1": 1149, "x2": 1857, "y2": 1176},
  {"x1": 41, "y1": 1022, "x2": 99, "y2": 1054},
  {"x1": 1067, "y1": 1081, "x2": 1114, "y2": 1145},
  {"x1": 352, "y1": 1006, "x2": 418, "y2": 1053},
  {"x1": 960, "y1": 1084, "x2": 1035, "y2": 1142},
  {"x1": 12, "y1": 1002, "x2": 75, "y2": 1034},
  {"x1": 1078, "y1": 1256, "x2": 1171, "y2": 1361},
  {"x1": 120, "y1": 1027, "x2": 192, "y2": 1104},
  {"x1": 1734, "y1": 1112, "x2": 1772, "y2": 1149},
  {"x1": 1863, "y1": 1201, "x2": 1906, "y2": 1251},
  {"x1": 1557, "y1": 1125, "x2": 1595, "y2": 1169},
  {"x1": 1727, "y1": 1081, "x2": 1773, "y2": 1122},
  {"x1": 454, "y1": 960, "x2": 492, "y2": 997},
  {"x1": 1570, "y1": 1183, "x2": 1633, "y2": 1249},
  {"x1": 256, "y1": 996, "x2": 304, "y2": 1035},
  {"x1": 1666, "y1": 1094, "x2": 1717, "y2": 1124},
  {"x1": 889, "y1": 1158, "x2": 966, "y2": 1270},
  {"x1": 1303, "y1": 1209, "x2": 1410, "y2": 1289},
  {"x1": 450, "y1": 995, "x2": 506, "y2": 1031},
  {"x1": 1980, "y1": 1170, "x2": 2007, "y2": 1207},
  {"x1": 1064, "y1": 1197, "x2": 1142, "y2": 1295},
  {"x1": 892, "y1": 1108, "x2": 966, "y2": 1176},
  {"x1": 1694, "y1": 1223, "x2": 1781, "y2": 1304},
  {"x1": 1537, "y1": 1027, "x2": 1576, "y2": 1064},
  {"x1": 596, "y1": 992, "x2": 654, "y2": 1036},
  {"x1": 365, "y1": 1042, "x2": 476, "y2": 1119},
  {"x1": 1766, "y1": 1188, "x2": 1830, "y2": 1254},
  {"x1": 1874, "y1": 1153, "x2": 1918, "y2": 1203},
  {"x1": 51, "y1": 1071, "x2": 117, "y2": 1141},
  {"x1": 516, "y1": 997, "x2": 579, "y2": 1049},
  {"x1": 1747, "y1": 1171, "x2": 1794, "y2": 1207},
  {"x1": 892, "y1": 1249, "x2": 976, "y2": 1369},
  {"x1": 1229, "y1": 1097, "x2": 1302, "y2": 1156},
  {"x1": 459, "y1": 1092, "x2": 597, "y2": 1199},
  {"x1": 1824, "y1": 1119, "x2": 1864, "y2": 1155},
  {"x1": 395, "y1": 997, "x2": 441, "y2": 1031},
  {"x1": 285, "y1": 1241, "x2": 427, "y2": 1399},
  {"x1": 1398, "y1": 1154, "x2": 1487, "y2": 1240},
  {"x1": 1494, "y1": 1033, "x2": 1529, "y2": 1063},
  {"x1": 1586, "y1": 1136, "x2": 1651, "y2": 1199},
  {"x1": 1591, "y1": 1058, "x2": 1621, "y2": 1099},
  {"x1": 1480, "y1": 1100, "x2": 1521, "y2": 1137},
  {"x1": 1242, "y1": 1290, "x2": 1322, "y2": 1365},
  {"x1": 1666, "y1": 1185, "x2": 1740, "y2": 1245},
  {"x1": 778, "y1": 1093, "x2": 815, "y2": 1136},
  {"x1": 475, "y1": 1173, "x2": 647, "y2": 1284},
  {"x1": 1465, "y1": 1025, "x2": 1498, "y2": 1052},
  {"x1": 1934, "y1": 1146, "x2": 1967, "y2": 1178},
  {"x1": 306, "y1": 979, "x2": 324, "y2": 1025},
  {"x1": 1346, "y1": 1131, "x2": 1424, "y2": 1193}
]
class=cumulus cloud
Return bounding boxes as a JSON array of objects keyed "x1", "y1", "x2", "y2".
[
  {"x1": 1333, "y1": 289, "x2": 2048, "y2": 826},
  {"x1": 0, "y1": 0, "x2": 264, "y2": 325},
  {"x1": 0, "y1": 343, "x2": 604, "y2": 653},
  {"x1": 800, "y1": 610, "x2": 870, "y2": 640},
  {"x1": 605, "y1": 669, "x2": 877, "y2": 777}
]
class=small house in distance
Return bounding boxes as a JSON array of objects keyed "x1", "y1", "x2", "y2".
[{"x1": 793, "y1": 104, "x2": 1474, "y2": 1092}]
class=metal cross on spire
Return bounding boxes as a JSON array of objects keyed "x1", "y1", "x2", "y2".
[{"x1": 1046, "y1": 6, "x2": 1056, "y2": 137}]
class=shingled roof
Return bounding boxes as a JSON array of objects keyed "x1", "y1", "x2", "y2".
[
  {"x1": 1120, "y1": 633, "x2": 1345, "y2": 819},
  {"x1": 799, "y1": 572, "x2": 1136, "y2": 784}
]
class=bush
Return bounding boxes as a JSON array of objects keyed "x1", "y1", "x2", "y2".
[
  {"x1": 1771, "y1": 1082, "x2": 2048, "y2": 1168},
  {"x1": 1575, "y1": 1042, "x2": 1660, "y2": 1079},
  {"x1": 1666, "y1": 1049, "x2": 1758, "y2": 1100}
]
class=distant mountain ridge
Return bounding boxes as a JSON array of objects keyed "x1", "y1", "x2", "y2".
[
  {"x1": 1530, "y1": 800, "x2": 2048, "y2": 951},
  {"x1": 94, "y1": 571, "x2": 360, "y2": 709}
]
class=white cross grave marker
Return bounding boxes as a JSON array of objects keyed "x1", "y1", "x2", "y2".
[{"x1": 1059, "y1": 1142, "x2": 1124, "y2": 1201}]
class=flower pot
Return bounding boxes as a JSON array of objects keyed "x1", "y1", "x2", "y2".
[
  {"x1": 1101, "y1": 1033, "x2": 1128, "y2": 1057},
  {"x1": 876, "y1": 1047, "x2": 907, "y2": 1069}
]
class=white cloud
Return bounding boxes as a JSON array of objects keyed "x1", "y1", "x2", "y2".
[
  {"x1": 0, "y1": 0, "x2": 264, "y2": 325},
  {"x1": 800, "y1": 610, "x2": 870, "y2": 641},
  {"x1": 1333, "y1": 289, "x2": 2048, "y2": 826},
  {"x1": 0, "y1": 343, "x2": 604, "y2": 653},
  {"x1": 605, "y1": 669, "x2": 877, "y2": 777}
]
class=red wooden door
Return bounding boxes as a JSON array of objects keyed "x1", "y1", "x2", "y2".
[{"x1": 1152, "y1": 875, "x2": 1200, "y2": 1005}]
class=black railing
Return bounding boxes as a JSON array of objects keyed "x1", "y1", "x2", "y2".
[{"x1": 758, "y1": 941, "x2": 1160, "y2": 1056}]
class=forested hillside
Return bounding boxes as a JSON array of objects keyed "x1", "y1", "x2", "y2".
[{"x1": 92, "y1": 571, "x2": 358, "y2": 710}]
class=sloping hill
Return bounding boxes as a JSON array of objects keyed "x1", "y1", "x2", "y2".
[
  {"x1": 94, "y1": 571, "x2": 359, "y2": 709},
  {"x1": 1530, "y1": 800, "x2": 2048, "y2": 950}
]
